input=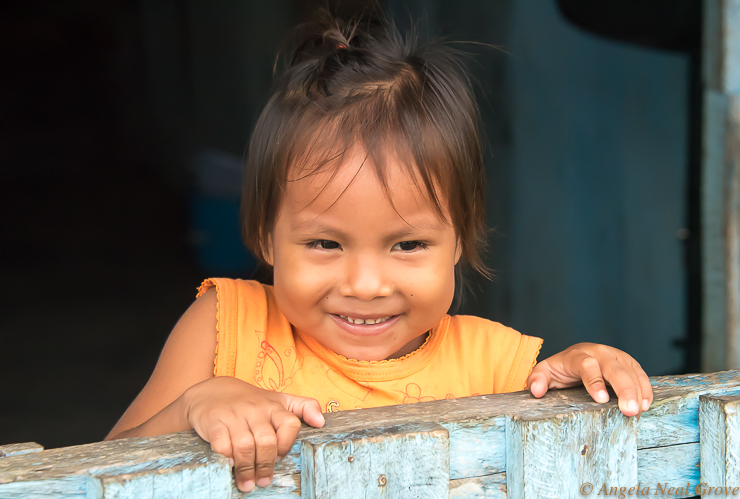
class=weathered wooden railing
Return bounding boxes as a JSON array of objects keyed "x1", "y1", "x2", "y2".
[{"x1": 2, "y1": 370, "x2": 739, "y2": 498}]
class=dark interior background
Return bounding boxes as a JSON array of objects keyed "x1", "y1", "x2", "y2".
[{"x1": 1, "y1": 0, "x2": 701, "y2": 450}]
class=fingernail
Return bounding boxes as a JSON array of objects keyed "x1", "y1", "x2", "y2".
[
  {"x1": 256, "y1": 477, "x2": 272, "y2": 487},
  {"x1": 243, "y1": 480, "x2": 255, "y2": 492},
  {"x1": 530, "y1": 381, "x2": 540, "y2": 393},
  {"x1": 596, "y1": 390, "x2": 609, "y2": 403},
  {"x1": 228, "y1": 458, "x2": 234, "y2": 468},
  {"x1": 642, "y1": 399, "x2": 650, "y2": 411},
  {"x1": 627, "y1": 400, "x2": 638, "y2": 413}
]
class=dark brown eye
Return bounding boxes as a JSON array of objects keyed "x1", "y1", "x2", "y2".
[
  {"x1": 309, "y1": 240, "x2": 341, "y2": 250},
  {"x1": 394, "y1": 241, "x2": 426, "y2": 252}
]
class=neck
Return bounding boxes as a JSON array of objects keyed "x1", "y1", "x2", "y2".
[{"x1": 385, "y1": 331, "x2": 429, "y2": 360}]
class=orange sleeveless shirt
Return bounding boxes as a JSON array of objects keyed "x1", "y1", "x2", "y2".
[{"x1": 197, "y1": 278, "x2": 543, "y2": 413}]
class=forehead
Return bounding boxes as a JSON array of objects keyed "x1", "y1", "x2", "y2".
[{"x1": 282, "y1": 149, "x2": 451, "y2": 230}]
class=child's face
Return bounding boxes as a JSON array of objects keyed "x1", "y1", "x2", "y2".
[{"x1": 268, "y1": 149, "x2": 461, "y2": 362}]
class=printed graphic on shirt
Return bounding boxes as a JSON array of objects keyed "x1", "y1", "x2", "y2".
[
  {"x1": 398, "y1": 383, "x2": 436, "y2": 404},
  {"x1": 326, "y1": 401, "x2": 340, "y2": 412},
  {"x1": 254, "y1": 330, "x2": 304, "y2": 392}
]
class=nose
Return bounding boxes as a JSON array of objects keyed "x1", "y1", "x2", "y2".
[{"x1": 339, "y1": 253, "x2": 393, "y2": 300}]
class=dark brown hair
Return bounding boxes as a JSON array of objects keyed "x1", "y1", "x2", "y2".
[{"x1": 242, "y1": 9, "x2": 490, "y2": 299}]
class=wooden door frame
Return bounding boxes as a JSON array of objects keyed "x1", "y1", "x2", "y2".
[{"x1": 701, "y1": 0, "x2": 740, "y2": 371}]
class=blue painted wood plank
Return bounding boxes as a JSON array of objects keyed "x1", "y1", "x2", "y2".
[
  {"x1": 449, "y1": 473, "x2": 506, "y2": 499},
  {"x1": 232, "y1": 473, "x2": 300, "y2": 498},
  {"x1": 637, "y1": 443, "x2": 699, "y2": 498},
  {"x1": 0, "y1": 443, "x2": 44, "y2": 458},
  {"x1": 442, "y1": 417, "x2": 507, "y2": 478},
  {"x1": 288, "y1": 415, "x2": 507, "y2": 484},
  {"x1": 87, "y1": 460, "x2": 232, "y2": 499},
  {"x1": 0, "y1": 477, "x2": 86, "y2": 498},
  {"x1": 638, "y1": 386, "x2": 740, "y2": 448},
  {"x1": 700, "y1": 394, "x2": 740, "y2": 490},
  {"x1": 506, "y1": 406, "x2": 637, "y2": 499},
  {"x1": 0, "y1": 432, "x2": 229, "y2": 498},
  {"x1": 301, "y1": 422, "x2": 449, "y2": 499}
]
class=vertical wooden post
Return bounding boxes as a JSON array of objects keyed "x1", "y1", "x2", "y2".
[
  {"x1": 300, "y1": 422, "x2": 449, "y2": 499},
  {"x1": 506, "y1": 406, "x2": 637, "y2": 499},
  {"x1": 699, "y1": 394, "x2": 740, "y2": 491},
  {"x1": 702, "y1": 0, "x2": 740, "y2": 371}
]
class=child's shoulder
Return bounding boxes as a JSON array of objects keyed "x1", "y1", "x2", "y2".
[
  {"x1": 197, "y1": 278, "x2": 269, "y2": 299},
  {"x1": 196, "y1": 278, "x2": 278, "y2": 315},
  {"x1": 446, "y1": 315, "x2": 543, "y2": 392},
  {"x1": 445, "y1": 314, "x2": 542, "y2": 357},
  {"x1": 447, "y1": 314, "x2": 523, "y2": 337}
]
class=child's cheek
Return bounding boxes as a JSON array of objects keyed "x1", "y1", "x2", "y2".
[
  {"x1": 399, "y1": 261, "x2": 455, "y2": 306},
  {"x1": 275, "y1": 249, "x2": 334, "y2": 303}
]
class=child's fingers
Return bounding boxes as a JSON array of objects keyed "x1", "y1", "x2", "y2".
[
  {"x1": 601, "y1": 362, "x2": 642, "y2": 417},
  {"x1": 204, "y1": 421, "x2": 234, "y2": 461},
  {"x1": 633, "y1": 361, "x2": 653, "y2": 411},
  {"x1": 526, "y1": 360, "x2": 554, "y2": 398},
  {"x1": 283, "y1": 394, "x2": 325, "y2": 428},
  {"x1": 572, "y1": 354, "x2": 610, "y2": 404},
  {"x1": 248, "y1": 417, "x2": 280, "y2": 489},
  {"x1": 272, "y1": 410, "x2": 302, "y2": 460},
  {"x1": 229, "y1": 421, "x2": 258, "y2": 492}
]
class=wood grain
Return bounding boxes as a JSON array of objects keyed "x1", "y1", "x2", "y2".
[
  {"x1": 506, "y1": 405, "x2": 636, "y2": 499},
  {"x1": 700, "y1": 393, "x2": 740, "y2": 490},
  {"x1": 88, "y1": 459, "x2": 231, "y2": 499},
  {"x1": 301, "y1": 422, "x2": 449, "y2": 499},
  {"x1": 702, "y1": 0, "x2": 740, "y2": 372},
  {"x1": 637, "y1": 443, "x2": 699, "y2": 498},
  {"x1": 0, "y1": 443, "x2": 43, "y2": 458}
]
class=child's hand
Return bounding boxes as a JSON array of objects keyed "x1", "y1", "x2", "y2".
[
  {"x1": 183, "y1": 377, "x2": 325, "y2": 493},
  {"x1": 526, "y1": 342, "x2": 652, "y2": 418}
]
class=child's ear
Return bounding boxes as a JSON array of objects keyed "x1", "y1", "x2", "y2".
[{"x1": 454, "y1": 238, "x2": 462, "y2": 265}]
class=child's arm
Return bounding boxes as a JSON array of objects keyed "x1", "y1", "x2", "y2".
[
  {"x1": 526, "y1": 343, "x2": 653, "y2": 418},
  {"x1": 105, "y1": 289, "x2": 220, "y2": 439},
  {"x1": 105, "y1": 289, "x2": 325, "y2": 493}
]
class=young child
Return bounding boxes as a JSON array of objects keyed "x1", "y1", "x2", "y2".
[{"x1": 107, "y1": 11, "x2": 652, "y2": 494}]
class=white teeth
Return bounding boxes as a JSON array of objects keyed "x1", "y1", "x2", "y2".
[{"x1": 339, "y1": 315, "x2": 392, "y2": 325}]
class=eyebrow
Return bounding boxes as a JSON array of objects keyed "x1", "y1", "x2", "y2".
[{"x1": 291, "y1": 218, "x2": 446, "y2": 242}]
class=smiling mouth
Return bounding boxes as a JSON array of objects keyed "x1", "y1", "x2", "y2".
[{"x1": 336, "y1": 314, "x2": 396, "y2": 325}]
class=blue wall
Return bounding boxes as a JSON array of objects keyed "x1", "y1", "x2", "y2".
[{"x1": 504, "y1": 0, "x2": 689, "y2": 374}]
